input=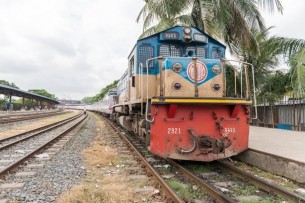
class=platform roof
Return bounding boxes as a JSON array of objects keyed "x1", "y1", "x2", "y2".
[{"x1": 0, "y1": 84, "x2": 59, "y2": 104}]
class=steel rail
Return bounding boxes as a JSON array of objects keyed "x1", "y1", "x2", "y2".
[
  {"x1": 0, "y1": 111, "x2": 67, "y2": 124},
  {"x1": 217, "y1": 160, "x2": 305, "y2": 203},
  {"x1": 0, "y1": 110, "x2": 61, "y2": 119},
  {"x1": 0, "y1": 113, "x2": 83, "y2": 143},
  {"x1": 0, "y1": 113, "x2": 83, "y2": 151},
  {"x1": 0, "y1": 114, "x2": 88, "y2": 178},
  {"x1": 167, "y1": 159, "x2": 237, "y2": 203},
  {"x1": 103, "y1": 117, "x2": 184, "y2": 203}
]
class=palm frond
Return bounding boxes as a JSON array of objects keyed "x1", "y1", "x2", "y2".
[
  {"x1": 289, "y1": 47, "x2": 305, "y2": 96},
  {"x1": 257, "y1": 0, "x2": 283, "y2": 14}
]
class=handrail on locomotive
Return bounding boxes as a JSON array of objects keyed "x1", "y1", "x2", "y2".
[{"x1": 143, "y1": 57, "x2": 257, "y2": 122}]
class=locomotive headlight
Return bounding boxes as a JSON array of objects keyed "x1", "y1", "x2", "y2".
[
  {"x1": 183, "y1": 27, "x2": 192, "y2": 34},
  {"x1": 172, "y1": 63, "x2": 182, "y2": 73},
  {"x1": 212, "y1": 84, "x2": 221, "y2": 92},
  {"x1": 184, "y1": 35, "x2": 192, "y2": 42},
  {"x1": 212, "y1": 65, "x2": 222, "y2": 74},
  {"x1": 173, "y1": 82, "x2": 182, "y2": 91}
]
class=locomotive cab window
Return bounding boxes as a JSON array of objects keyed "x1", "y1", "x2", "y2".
[
  {"x1": 211, "y1": 47, "x2": 223, "y2": 59},
  {"x1": 185, "y1": 46, "x2": 206, "y2": 58},
  {"x1": 159, "y1": 44, "x2": 181, "y2": 57}
]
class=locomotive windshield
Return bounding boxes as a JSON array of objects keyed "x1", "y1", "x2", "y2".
[{"x1": 159, "y1": 44, "x2": 207, "y2": 58}]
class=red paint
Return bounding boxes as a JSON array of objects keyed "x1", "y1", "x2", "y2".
[
  {"x1": 231, "y1": 104, "x2": 241, "y2": 118},
  {"x1": 167, "y1": 104, "x2": 178, "y2": 118},
  {"x1": 149, "y1": 104, "x2": 249, "y2": 162}
]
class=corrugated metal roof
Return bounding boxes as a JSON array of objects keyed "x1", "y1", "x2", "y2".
[{"x1": 0, "y1": 84, "x2": 59, "y2": 104}]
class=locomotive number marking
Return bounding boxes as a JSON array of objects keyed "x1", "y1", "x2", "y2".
[
  {"x1": 224, "y1": 127, "x2": 236, "y2": 133},
  {"x1": 162, "y1": 31, "x2": 179, "y2": 40},
  {"x1": 167, "y1": 128, "x2": 181, "y2": 135}
]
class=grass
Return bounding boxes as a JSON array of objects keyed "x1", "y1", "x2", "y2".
[
  {"x1": 167, "y1": 179, "x2": 205, "y2": 200},
  {"x1": 57, "y1": 116, "x2": 136, "y2": 203},
  {"x1": 186, "y1": 163, "x2": 212, "y2": 173},
  {"x1": 240, "y1": 198, "x2": 285, "y2": 203},
  {"x1": 230, "y1": 184, "x2": 258, "y2": 196},
  {"x1": 157, "y1": 165, "x2": 172, "y2": 174}
]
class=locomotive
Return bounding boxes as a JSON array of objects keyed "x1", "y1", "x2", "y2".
[{"x1": 94, "y1": 26, "x2": 255, "y2": 162}]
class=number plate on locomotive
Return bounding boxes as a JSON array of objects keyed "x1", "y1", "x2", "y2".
[{"x1": 162, "y1": 32, "x2": 179, "y2": 40}]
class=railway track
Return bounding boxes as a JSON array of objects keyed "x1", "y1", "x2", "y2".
[
  {"x1": 0, "y1": 113, "x2": 87, "y2": 178},
  {"x1": 0, "y1": 110, "x2": 67, "y2": 124},
  {"x1": 102, "y1": 115, "x2": 305, "y2": 202}
]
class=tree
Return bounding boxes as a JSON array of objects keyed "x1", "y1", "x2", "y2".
[
  {"x1": 137, "y1": 0, "x2": 282, "y2": 53},
  {"x1": 82, "y1": 80, "x2": 119, "y2": 103},
  {"x1": 81, "y1": 96, "x2": 95, "y2": 104},
  {"x1": 0, "y1": 80, "x2": 19, "y2": 89},
  {"x1": 289, "y1": 47, "x2": 305, "y2": 96},
  {"x1": 234, "y1": 28, "x2": 305, "y2": 98},
  {"x1": 258, "y1": 71, "x2": 291, "y2": 102},
  {"x1": 28, "y1": 89, "x2": 56, "y2": 99}
]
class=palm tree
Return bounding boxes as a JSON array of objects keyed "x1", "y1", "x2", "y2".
[
  {"x1": 234, "y1": 27, "x2": 305, "y2": 98},
  {"x1": 137, "y1": 0, "x2": 283, "y2": 53},
  {"x1": 136, "y1": 0, "x2": 192, "y2": 38},
  {"x1": 289, "y1": 47, "x2": 305, "y2": 96}
]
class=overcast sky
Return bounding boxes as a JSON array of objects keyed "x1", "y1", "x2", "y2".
[{"x1": 0, "y1": 1, "x2": 304, "y2": 100}]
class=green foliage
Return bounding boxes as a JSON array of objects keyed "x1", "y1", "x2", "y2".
[
  {"x1": 93, "y1": 80, "x2": 119, "y2": 102},
  {"x1": 258, "y1": 71, "x2": 291, "y2": 102},
  {"x1": 234, "y1": 28, "x2": 305, "y2": 99},
  {"x1": 230, "y1": 184, "x2": 258, "y2": 196},
  {"x1": 0, "y1": 80, "x2": 19, "y2": 89},
  {"x1": 289, "y1": 47, "x2": 305, "y2": 96},
  {"x1": 82, "y1": 80, "x2": 119, "y2": 103},
  {"x1": 81, "y1": 96, "x2": 95, "y2": 104},
  {"x1": 167, "y1": 179, "x2": 204, "y2": 200},
  {"x1": 137, "y1": 0, "x2": 282, "y2": 54},
  {"x1": 28, "y1": 89, "x2": 56, "y2": 99}
]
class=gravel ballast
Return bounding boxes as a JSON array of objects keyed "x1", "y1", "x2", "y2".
[{"x1": 0, "y1": 114, "x2": 96, "y2": 202}]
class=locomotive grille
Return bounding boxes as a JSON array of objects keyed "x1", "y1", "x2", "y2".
[
  {"x1": 160, "y1": 45, "x2": 170, "y2": 57},
  {"x1": 197, "y1": 47, "x2": 206, "y2": 58},
  {"x1": 139, "y1": 45, "x2": 154, "y2": 68},
  {"x1": 170, "y1": 45, "x2": 181, "y2": 57}
]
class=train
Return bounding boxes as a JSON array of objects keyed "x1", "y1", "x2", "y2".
[{"x1": 85, "y1": 26, "x2": 256, "y2": 162}]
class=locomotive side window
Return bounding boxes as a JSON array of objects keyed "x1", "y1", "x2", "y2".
[
  {"x1": 211, "y1": 47, "x2": 223, "y2": 59},
  {"x1": 130, "y1": 56, "x2": 135, "y2": 76},
  {"x1": 139, "y1": 44, "x2": 154, "y2": 68}
]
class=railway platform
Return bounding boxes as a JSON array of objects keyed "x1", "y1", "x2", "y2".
[{"x1": 236, "y1": 126, "x2": 305, "y2": 183}]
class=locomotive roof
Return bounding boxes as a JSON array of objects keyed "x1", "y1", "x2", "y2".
[{"x1": 137, "y1": 25, "x2": 226, "y2": 47}]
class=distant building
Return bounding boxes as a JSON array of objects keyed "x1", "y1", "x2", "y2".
[{"x1": 58, "y1": 99, "x2": 81, "y2": 105}]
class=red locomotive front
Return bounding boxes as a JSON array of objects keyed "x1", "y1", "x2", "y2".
[{"x1": 149, "y1": 101, "x2": 251, "y2": 162}]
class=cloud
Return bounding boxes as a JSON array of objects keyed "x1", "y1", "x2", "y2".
[
  {"x1": 0, "y1": 0, "x2": 144, "y2": 100},
  {"x1": 1, "y1": 0, "x2": 303, "y2": 100}
]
